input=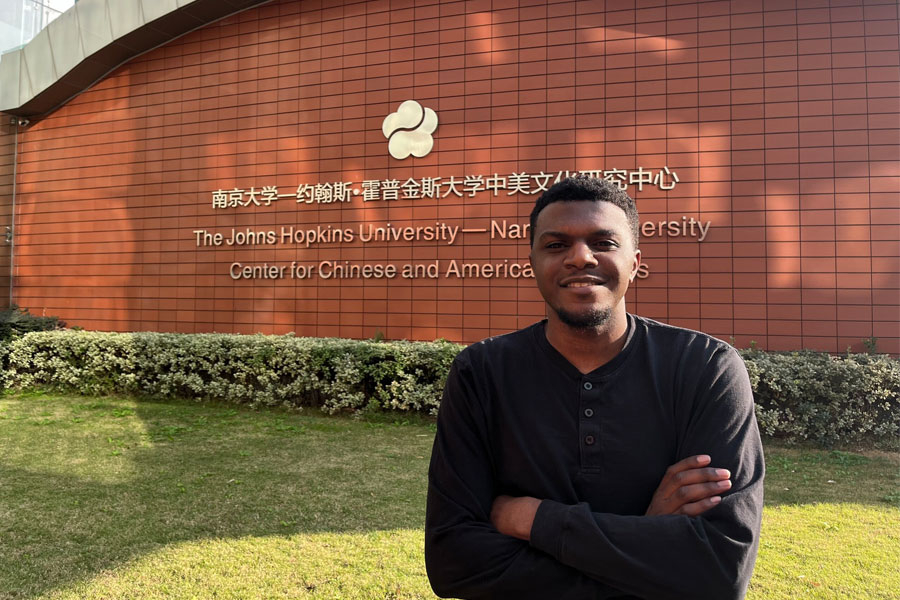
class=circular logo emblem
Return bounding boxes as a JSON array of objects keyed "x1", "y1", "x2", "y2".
[{"x1": 382, "y1": 100, "x2": 438, "y2": 160}]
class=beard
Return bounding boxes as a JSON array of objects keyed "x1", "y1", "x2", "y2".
[{"x1": 554, "y1": 305, "x2": 611, "y2": 330}]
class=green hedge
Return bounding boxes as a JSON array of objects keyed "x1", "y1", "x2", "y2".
[
  {"x1": 1, "y1": 330, "x2": 897, "y2": 447},
  {"x1": 741, "y1": 349, "x2": 899, "y2": 448},
  {"x1": 0, "y1": 330, "x2": 461, "y2": 415}
]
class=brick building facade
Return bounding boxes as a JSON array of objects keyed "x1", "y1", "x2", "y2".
[{"x1": 1, "y1": 0, "x2": 898, "y2": 353}]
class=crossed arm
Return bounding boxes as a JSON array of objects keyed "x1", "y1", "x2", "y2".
[{"x1": 491, "y1": 454, "x2": 733, "y2": 541}]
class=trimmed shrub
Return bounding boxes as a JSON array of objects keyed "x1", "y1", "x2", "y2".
[
  {"x1": 741, "y1": 349, "x2": 899, "y2": 448},
  {"x1": 3, "y1": 330, "x2": 897, "y2": 446},
  {"x1": 0, "y1": 341, "x2": 8, "y2": 390},
  {"x1": 2, "y1": 330, "x2": 461, "y2": 415}
]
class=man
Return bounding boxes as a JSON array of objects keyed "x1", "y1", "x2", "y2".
[{"x1": 425, "y1": 176, "x2": 764, "y2": 599}]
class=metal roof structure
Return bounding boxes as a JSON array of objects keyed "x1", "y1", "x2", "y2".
[{"x1": 0, "y1": 0, "x2": 272, "y2": 118}]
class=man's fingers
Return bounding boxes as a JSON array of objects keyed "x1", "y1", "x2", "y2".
[
  {"x1": 665, "y1": 454, "x2": 711, "y2": 476},
  {"x1": 655, "y1": 466, "x2": 730, "y2": 500},
  {"x1": 670, "y1": 467, "x2": 730, "y2": 487},
  {"x1": 646, "y1": 456, "x2": 733, "y2": 516},
  {"x1": 677, "y1": 495, "x2": 723, "y2": 517},
  {"x1": 671, "y1": 479, "x2": 732, "y2": 505}
]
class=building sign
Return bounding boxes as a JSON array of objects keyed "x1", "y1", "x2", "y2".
[
  {"x1": 209, "y1": 168, "x2": 681, "y2": 208},
  {"x1": 194, "y1": 167, "x2": 709, "y2": 284}
]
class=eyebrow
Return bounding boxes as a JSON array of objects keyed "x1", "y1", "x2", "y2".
[{"x1": 537, "y1": 228, "x2": 620, "y2": 241}]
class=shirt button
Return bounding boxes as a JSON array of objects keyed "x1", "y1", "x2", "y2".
[
  {"x1": 585, "y1": 435, "x2": 595, "y2": 445},
  {"x1": 584, "y1": 408, "x2": 594, "y2": 418},
  {"x1": 583, "y1": 382, "x2": 593, "y2": 390}
]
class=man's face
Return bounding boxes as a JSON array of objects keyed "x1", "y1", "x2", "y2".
[{"x1": 529, "y1": 200, "x2": 641, "y2": 330}]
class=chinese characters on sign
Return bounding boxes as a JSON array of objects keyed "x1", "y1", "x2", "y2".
[
  {"x1": 210, "y1": 167, "x2": 680, "y2": 209},
  {"x1": 200, "y1": 167, "x2": 697, "y2": 282}
]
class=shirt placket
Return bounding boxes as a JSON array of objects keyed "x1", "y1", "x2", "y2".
[{"x1": 578, "y1": 378, "x2": 602, "y2": 468}]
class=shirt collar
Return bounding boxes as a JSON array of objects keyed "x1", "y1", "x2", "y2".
[{"x1": 532, "y1": 313, "x2": 639, "y2": 381}]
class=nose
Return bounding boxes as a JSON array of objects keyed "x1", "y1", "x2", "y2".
[{"x1": 563, "y1": 240, "x2": 599, "y2": 269}]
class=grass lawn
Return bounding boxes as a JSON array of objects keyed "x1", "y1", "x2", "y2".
[{"x1": 1, "y1": 393, "x2": 897, "y2": 599}]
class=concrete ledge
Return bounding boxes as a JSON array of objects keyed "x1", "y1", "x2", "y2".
[{"x1": 0, "y1": 0, "x2": 273, "y2": 118}]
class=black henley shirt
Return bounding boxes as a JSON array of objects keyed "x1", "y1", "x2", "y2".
[{"x1": 425, "y1": 314, "x2": 764, "y2": 599}]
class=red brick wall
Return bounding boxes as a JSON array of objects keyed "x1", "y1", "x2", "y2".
[
  {"x1": 10, "y1": 0, "x2": 900, "y2": 353},
  {"x1": 0, "y1": 120, "x2": 13, "y2": 307}
]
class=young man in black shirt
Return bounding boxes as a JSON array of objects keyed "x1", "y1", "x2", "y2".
[{"x1": 425, "y1": 176, "x2": 764, "y2": 599}]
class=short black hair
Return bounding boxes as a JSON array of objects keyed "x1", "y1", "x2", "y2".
[{"x1": 529, "y1": 175, "x2": 640, "y2": 248}]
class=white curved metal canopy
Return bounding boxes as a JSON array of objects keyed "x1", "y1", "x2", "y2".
[{"x1": 0, "y1": 0, "x2": 273, "y2": 118}]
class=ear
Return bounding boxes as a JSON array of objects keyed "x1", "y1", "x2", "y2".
[{"x1": 629, "y1": 249, "x2": 642, "y2": 282}]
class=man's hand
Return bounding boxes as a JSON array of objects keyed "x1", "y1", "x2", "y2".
[
  {"x1": 645, "y1": 455, "x2": 732, "y2": 517},
  {"x1": 491, "y1": 495, "x2": 542, "y2": 541}
]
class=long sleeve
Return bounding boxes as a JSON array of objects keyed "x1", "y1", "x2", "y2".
[
  {"x1": 528, "y1": 345, "x2": 765, "y2": 600},
  {"x1": 425, "y1": 357, "x2": 629, "y2": 600},
  {"x1": 425, "y1": 320, "x2": 764, "y2": 600}
]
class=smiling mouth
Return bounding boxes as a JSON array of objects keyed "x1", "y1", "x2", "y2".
[{"x1": 560, "y1": 278, "x2": 606, "y2": 288}]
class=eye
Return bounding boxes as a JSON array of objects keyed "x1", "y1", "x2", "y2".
[
  {"x1": 544, "y1": 240, "x2": 567, "y2": 250},
  {"x1": 590, "y1": 239, "x2": 618, "y2": 250}
]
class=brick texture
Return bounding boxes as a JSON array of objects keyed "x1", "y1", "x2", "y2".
[
  {"x1": 7, "y1": 0, "x2": 900, "y2": 353},
  {"x1": 0, "y1": 120, "x2": 13, "y2": 305}
]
